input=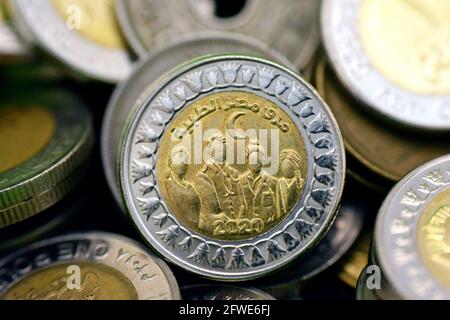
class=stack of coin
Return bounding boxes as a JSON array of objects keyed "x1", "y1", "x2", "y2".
[
  {"x1": 320, "y1": 0, "x2": 450, "y2": 192},
  {"x1": 358, "y1": 155, "x2": 450, "y2": 300},
  {"x1": 5, "y1": 0, "x2": 449, "y2": 302},
  {"x1": 0, "y1": 85, "x2": 93, "y2": 248}
]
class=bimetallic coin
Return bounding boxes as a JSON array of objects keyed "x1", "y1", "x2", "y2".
[
  {"x1": 0, "y1": 87, "x2": 93, "y2": 228},
  {"x1": 0, "y1": 0, "x2": 28, "y2": 60},
  {"x1": 117, "y1": 0, "x2": 320, "y2": 70},
  {"x1": 120, "y1": 55, "x2": 345, "y2": 280},
  {"x1": 8, "y1": 0, "x2": 132, "y2": 82},
  {"x1": 375, "y1": 155, "x2": 450, "y2": 299},
  {"x1": 315, "y1": 56, "x2": 450, "y2": 183},
  {"x1": 0, "y1": 232, "x2": 181, "y2": 300},
  {"x1": 102, "y1": 32, "x2": 296, "y2": 207},
  {"x1": 322, "y1": 0, "x2": 450, "y2": 130},
  {"x1": 182, "y1": 285, "x2": 275, "y2": 300}
]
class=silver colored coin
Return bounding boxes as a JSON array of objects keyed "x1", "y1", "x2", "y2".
[
  {"x1": 321, "y1": 0, "x2": 450, "y2": 131},
  {"x1": 375, "y1": 155, "x2": 450, "y2": 299},
  {"x1": 102, "y1": 32, "x2": 295, "y2": 207},
  {"x1": 0, "y1": 232, "x2": 181, "y2": 300},
  {"x1": 182, "y1": 285, "x2": 275, "y2": 300},
  {"x1": 0, "y1": 1, "x2": 28, "y2": 60},
  {"x1": 119, "y1": 55, "x2": 345, "y2": 280},
  {"x1": 117, "y1": 0, "x2": 320, "y2": 70},
  {"x1": 8, "y1": 0, "x2": 132, "y2": 82}
]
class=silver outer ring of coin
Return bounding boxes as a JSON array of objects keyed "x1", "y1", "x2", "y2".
[
  {"x1": 292, "y1": 198, "x2": 364, "y2": 281},
  {"x1": 321, "y1": 0, "x2": 450, "y2": 131},
  {"x1": 101, "y1": 31, "x2": 296, "y2": 207},
  {"x1": 0, "y1": 232, "x2": 181, "y2": 300},
  {"x1": 182, "y1": 285, "x2": 275, "y2": 300},
  {"x1": 258, "y1": 198, "x2": 363, "y2": 297},
  {"x1": 120, "y1": 54, "x2": 346, "y2": 281},
  {"x1": 375, "y1": 155, "x2": 450, "y2": 299},
  {"x1": 116, "y1": 0, "x2": 321, "y2": 70},
  {"x1": 8, "y1": 0, "x2": 132, "y2": 83},
  {"x1": 0, "y1": 4, "x2": 28, "y2": 59}
]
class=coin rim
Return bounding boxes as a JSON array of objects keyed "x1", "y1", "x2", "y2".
[{"x1": 120, "y1": 54, "x2": 346, "y2": 281}]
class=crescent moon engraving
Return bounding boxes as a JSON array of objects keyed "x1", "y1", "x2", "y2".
[{"x1": 226, "y1": 111, "x2": 247, "y2": 140}]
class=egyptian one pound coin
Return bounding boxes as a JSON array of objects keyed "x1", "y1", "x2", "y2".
[{"x1": 119, "y1": 55, "x2": 345, "y2": 280}]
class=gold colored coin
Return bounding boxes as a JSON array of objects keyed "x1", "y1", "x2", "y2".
[
  {"x1": 52, "y1": 0, "x2": 124, "y2": 49},
  {"x1": 0, "y1": 105, "x2": 55, "y2": 173},
  {"x1": 418, "y1": 188, "x2": 450, "y2": 289},
  {"x1": 338, "y1": 235, "x2": 371, "y2": 288},
  {"x1": 157, "y1": 91, "x2": 308, "y2": 241},
  {"x1": 315, "y1": 57, "x2": 450, "y2": 182},
  {"x1": 1, "y1": 262, "x2": 138, "y2": 300},
  {"x1": 359, "y1": 0, "x2": 450, "y2": 95}
]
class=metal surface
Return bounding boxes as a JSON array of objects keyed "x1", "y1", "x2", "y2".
[
  {"x1": 0, "y1": 232, "x2": 181, "y2": 300},
  {"x1": 120, "y1": 55, "x2": 345, "y2": 280}
]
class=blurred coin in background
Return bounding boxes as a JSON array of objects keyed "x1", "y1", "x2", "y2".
[
  {"x1": 257, "y1": 196, "x2": 365, "y2": 298},
  {"x1": 338, "y1": 232, "x2": 371, "y2": 289},
  {"x1": 182, "y1": 285, "x2": 275, "y2": 300},
  {"x1": 0, "y1": 86, "x2": 93, "y2": 229},
  {"x1": 117, "y1": 0, "x2": 320, "y2": 71},
  {"x1": 374, "y1": 155, "x2": 450, "y2": 299},
  {"x1": 0, "y1": 232, "x2": 181, "y2": 300},
  {"x1": 8, "y1": 0, "x2": 132, "y2": 82},
  {"x1": 101, "y1": 32, "x2": 295, "y2": 207},
  {"x1": 322, "y1": 0, "x2": 450, "y2": 131},
  {"x1": 119, "y1": 54, "x2": 345, "y2": 280},
  {"x1": 315, "y1": 56, "x2": 450, "y2": 187},
  {"x1": 0, "y1": 193, "x2": 84, "y2": 255},
  {"x1": 0, "y1": 0, "x2": 28, "y2": 61}
]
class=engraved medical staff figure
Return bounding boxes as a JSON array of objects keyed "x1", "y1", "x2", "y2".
[
  {"x1": 279, "y1": 149, "x2": 305, "y2": 215},
  {"x1": 164, "y1": 145, "x2": 200, "y2": 227},
  {"x1": 240, "y1": 139, "x2": 281, "y2": 224},
  {"x1": 194, "y1": 133, "x2": 246, "y2": 234}
]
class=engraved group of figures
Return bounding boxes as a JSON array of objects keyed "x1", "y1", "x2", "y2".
[{"x1": 164, "y1": 135, "x2": 305, "y2": 237}]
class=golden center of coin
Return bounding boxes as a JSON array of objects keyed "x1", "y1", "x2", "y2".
[
  {"x1": 52, "y1": 0, "x2": 124, "y2": 49},
  {"x1": 1, "y1": 262, "x2": 138, "y2": 300},
  {"x1": 359, "y1": 0, "x2": 450, "y2": 95},
  {"x1": 418, "y1": 188, "x2": 450, "y2": 289},
  {"x1": 157, "y1": 91, "x2": 308, "y2": 241},
  {"x1": 0, "y1": 105, "x2": 55, "y2": 173}
]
